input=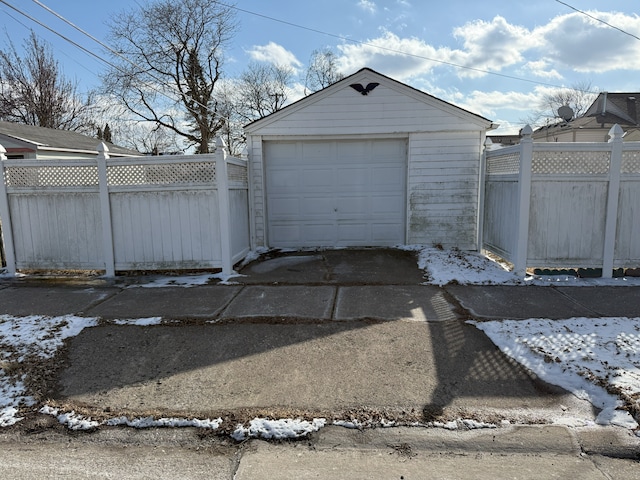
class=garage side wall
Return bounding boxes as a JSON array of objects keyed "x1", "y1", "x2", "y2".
[{"x1": 407, "y1": 131, "x2": 482, "y2": 250}]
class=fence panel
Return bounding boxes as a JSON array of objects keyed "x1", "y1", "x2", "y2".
[
  {"x1": 11, "y1": 192, "x2": 104, "y2": 270},
  {"x1": 0, "y1": 141, "x2": 250, "y2": 276},
  {"x1": 482, "y1": 146, "x2": 520, "y2": 261},
  {"x1": 527, "y1": 179, "x2": 608, "y2": 267},
  {"x1": 483, "y1": 125, "x2": 640, "y2": 276}
]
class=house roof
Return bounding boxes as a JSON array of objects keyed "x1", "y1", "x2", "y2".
[
  {"x1": 583, "y1": 92, "x2": 639, "y2": 126},
  {"x1": 0, "y1": 121, "x2": 139, "y2": 156},
  {"x1": 534, "y1": 92, "x2": 640, "y2": 137},
  {"x1": 245, "y1": 67, "x2": 494, "y2": 132}
]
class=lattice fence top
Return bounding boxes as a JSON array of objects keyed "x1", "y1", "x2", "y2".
[
  {"x1": 532, "y1": 150, "x2": 610, "y2": 174},
  {"x1": 4, "y1": 165, "x2": 98, "y2": 188},
  {"x1": 622, "y1": 150, "x2": 640, "y2": 174},
  {"x1": 108, "y1": 161, "x2": 216, "y2": 186},
  {"x1": 486, "y1": 151, "x2": 520, "y2": 175},
  {"x1": 227, "y1": 162, "x2": 248, "y2": 184}
]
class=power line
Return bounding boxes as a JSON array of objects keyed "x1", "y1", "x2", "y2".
[
  {"x1": 1, "y1": 0, "x2": 239, "y2": 130},
  {"x1": 31, "y1": 0, "x2": 592, "y2": 94},
  {"x1": 220, "y1": 1, "x2": 582, "y2": 92},
  {"x1": 555, "y1": 0, "x2": 640, "y2": 42},
  {"x1": 0, "y1": 0, "x2": 119, "y2": 70}
]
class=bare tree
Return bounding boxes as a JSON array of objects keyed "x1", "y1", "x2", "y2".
[
  {"x1": 214, "y1": 81, "x2": 246, "y2": 156},
  {"x1": 525, "y1": 81, "x2": 598, "y2": 127},
  {"x1": 234, "y1": 62, "x2": 294, "y2": 122},
  {"x1": 103, "y1": 0, "x2": 237, "y2": 153},
  {"x1": 0, "y1": 32, "x2": 95, "y2": 132},
  {"x1": 304, "y1": 48, "x2": 345, "y2": 94}
]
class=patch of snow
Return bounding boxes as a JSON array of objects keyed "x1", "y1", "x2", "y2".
[
  {"x1": 461, "y1": 419, "x2": 497, "y2": 429},
  {"x1": 0, "y1": 407, "x2": 22, "y2": 427},
  {"x1": 332, "y1": 419, "x2": 362, "y2": 429},
  {"x1": 433, "y1": 420, "x2": 460, "y2": 430},
  {"x1": 406, "y1": 245, "x2": 640, "y2": 287},
  {"x1": 112, "y1": 317, "x2": 163, "y2": 326},
  {"x1": 0, "y1": 315, "x2": 98, "y2": 426},
  {"x1": 40, "y1": 406, "x2": 99, "y2": 431},
  {"x1": 410, "y1": 246, "x2": 522, "y2": 286},
  {"x1": 470, "y1": 317, "x2": 640, "y2": 429},
  {"x1": 131, "y1": 271, "x2": 244, "y2": 288},
  {"x1": 231, "y1": 418, "x2": 326, "y2": 441},
  {"x1": 238, "y1": 247, "x2": 271, "y2": 267},
  {"x1": 105, "y1": 415, "x2": 222, "y2": 429},
  {"x1": 0, "y1": 315, "x2": 99, "y2": 360}
]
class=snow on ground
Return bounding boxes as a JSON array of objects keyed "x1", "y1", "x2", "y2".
[
  {"x1": 470, "y1": 317, "x2": 640, "y2": 430},
  {"x1": 111, "y1": 317, "x2": 163, "y2": 326},
  {"x1": 131, "y1": 271, "x2": 244, "y2": 288},
  {"x1": 0, "y1": 315, "x2": 98, "y2": 426},
  {"x1": 411, "y1": 245, "x2": 640, "y2": 287},
  {"x1": 231, "y1": 418, "x2": 326, "y2": 441},
  {"x1": 1, "y1": 246, "x2": 640, "y2": 437}
]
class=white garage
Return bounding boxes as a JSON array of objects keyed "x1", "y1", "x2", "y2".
[{"x1": 245, "y1": 68, "x2": 495, "y2": 251}]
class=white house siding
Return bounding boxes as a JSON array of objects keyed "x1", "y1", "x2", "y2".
[{"x1": 407, "y1": 131, "x2": 482, "y2": 249}]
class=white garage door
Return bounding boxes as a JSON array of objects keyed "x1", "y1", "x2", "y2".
[{"x1": 265, "y1": 138, "x2": 407, "y2": 247}]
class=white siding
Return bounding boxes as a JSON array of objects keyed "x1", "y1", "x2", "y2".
[
  {"x1": 407, "y1": 132, "x2": 482, "y2": 249},
  {"x1": 249, "y1": 79, "x2": 482, "y2": 137}
]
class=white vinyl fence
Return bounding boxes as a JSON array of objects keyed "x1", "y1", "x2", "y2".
[
  {"x1": 0, "y1": 138, "x2": 250, "y2": 276},
  {"x1": 483, "y1": 124, "x2": 640, "y2": 277}
]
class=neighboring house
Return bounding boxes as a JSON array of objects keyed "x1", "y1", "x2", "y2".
[
  {"x1": 487, "y1": 134, "x2": 521, "y2": 148},
  {"x1": 0, "y1": 121, "x2": 139, "y2": 159},
  {"x1": 245, "y1": 68, "x2": 496, "y2": 251},
  {"x1": 532, "y1": 92, "x2": 640, "y2": 142}
]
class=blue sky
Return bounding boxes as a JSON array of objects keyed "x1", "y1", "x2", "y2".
[{"x1": 1, "y1": 0, "x2": 640, "y2": 133}]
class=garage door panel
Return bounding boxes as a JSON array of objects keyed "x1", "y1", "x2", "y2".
[
  {"x1": 269, "y1": 196, "x2": 300, "y2": 216},
  {"x1": 269, "y1": 168, "x2": 299, "y2": 189},
  {"x1": 303, "y1": 224, "x2": 336, "y2": 243},
  {"x1": 269, "y1": 225, "x2": 301, "y2": 245},
  {"x1": 370, "y1": 195, "x2": 405, "y2": 215},
  {"x1": 337, "y1": 167, "x2": 369, "y2": 188},
  {"x1": 303, "y1": 169, "x2": 333, "y2": 189},
  {"x1": 372, "y1": 166, "x2": 404, "y2": 188},
  {"x1": 372, "y1": 223, "x2": 405, "y2": 241},
  {"x1": 337, "y1": 223, "x2": 369, "y2": 243},
  {"x1": 300, "y1": 196, "x2": 335, "y2": 216},
  {"x1": 266, "y1": 139, "x2": 406, "y2": 247}
]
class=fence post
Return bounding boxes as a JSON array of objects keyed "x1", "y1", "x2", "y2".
[
  {"x1": 601, "y1": 124, "x2": 624, "y2": 278},
  {"x1": 216, "y1": 137, "x2": 233, "y2": 276},
  {"x1": 96, "y1": 143, "x2": 115, "y2": 277},
  {"x1": 0, "y1": 144, "x2": 16, "y2": 275},
  {"x1": 513, "y1": 125, "x2": 533, "y2": 277},
  {"x1": 477, "y1": 137, "x2": 492, "y2": 253}
]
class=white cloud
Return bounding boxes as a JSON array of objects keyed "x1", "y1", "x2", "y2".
[
  {"x1": 450, "y1": 16, "x2": 536, "y2": 78},
  {"x1": 357, "y1": 0, "x2": 377, "y2": 14},
  {"x1": 533, "y1": 11, "x2": 640, "y2": 73},
  {"x1": 522, "y1": 60, "x2": 563, "y2": 80},
  {"x1": 334, "y1": 11, "x2": 640, "y2": 84},
  {"x1": 336, "y1": 30, "x2": 454, "y2": 80},
  {"x1": 246, "y1": 42, "x2": 303, "y2": 71}
]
